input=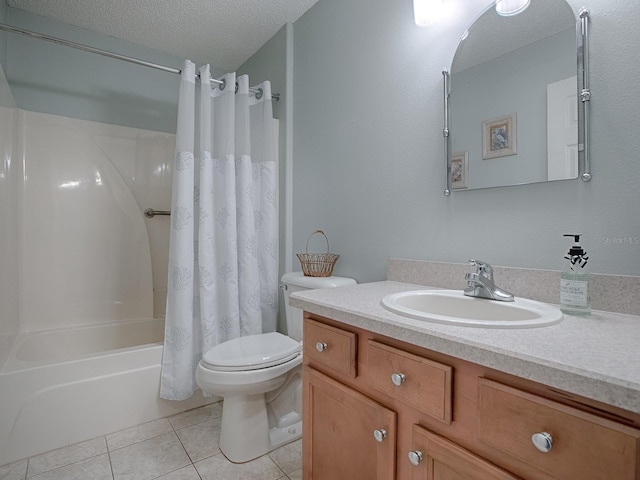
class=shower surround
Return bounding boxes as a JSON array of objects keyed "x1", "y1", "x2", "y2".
[{"x1": 0, "y1": 68, "x2": 211, "y2": 465}]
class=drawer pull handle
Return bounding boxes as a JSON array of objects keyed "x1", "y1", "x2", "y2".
[
  {"x1": 531, "y1": 432, "x2": 553, "y2": 453},
  {"x1": 391, "y1": 372, "x2": 406, "y2": 386},
  {"x1": 373, "y1": 428, "x2": 388, "y2": 443},
  {"x1": 408, "y1": 450, "x2": 423, "y2": 466},
  {"x1": 315, "y1": 342, "x2": 328, "y2": 352}
]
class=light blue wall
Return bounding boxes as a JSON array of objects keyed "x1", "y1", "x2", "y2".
[
  {"x1": 5, "y1": 0, "x2": 638, "y2": 283},
  {"x1": 5, "y1": 8, "x2": 225, "y2": 133},
  {"x1": 239, "y1": 24, "x2": 287, "y2": 118},
  {"x1": 292, "y1": 0, "x2": 640, "y2": 281}
]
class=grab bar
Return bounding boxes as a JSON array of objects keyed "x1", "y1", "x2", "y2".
[{"x1": 144, "y1": 208, "x2": 171, "y2": 218}]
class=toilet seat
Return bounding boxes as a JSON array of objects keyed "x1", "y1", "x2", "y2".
[{"x1": 201, "y1": 332, "x2": 301, "y2": 371}]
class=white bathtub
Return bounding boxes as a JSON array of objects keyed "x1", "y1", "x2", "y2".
[{"x1": 0, "y1": 319, "x2": 213, "y2": 466}]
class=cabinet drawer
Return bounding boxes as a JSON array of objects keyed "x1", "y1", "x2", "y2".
[
  {"x1": 478, "y1": 378, "x2": 640, "y2": 480},
  {"x1": 366, "y1": 340, "x2": 453, "y2": 423},
  {"x1": 303, "y1": 318, "x2": 357, "y2": 378}
]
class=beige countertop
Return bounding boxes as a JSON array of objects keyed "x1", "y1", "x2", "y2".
[{"x1": 290, "y1": 280, "x2": 640, "y2": 415}]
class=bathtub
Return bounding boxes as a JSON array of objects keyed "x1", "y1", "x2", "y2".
[{"x1": 0, "y1": 318, "x2": 213, "y2": 466}]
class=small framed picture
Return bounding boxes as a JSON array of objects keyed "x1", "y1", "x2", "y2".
[
  {"x1": 451, "y1": 150, "x2": 468, "y2": 189},
  {"x1": 482, "y1": 113, "x2": 517, "y2": 159}
]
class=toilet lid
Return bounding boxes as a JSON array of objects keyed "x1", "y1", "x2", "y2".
[{"x1": 201, "y1": 332, "x2": 301, "y2": 371}]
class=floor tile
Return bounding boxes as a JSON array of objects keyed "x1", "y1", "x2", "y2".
[
  {"x1": 106, "y1": 419, "x2": 173, "y2": 451},
  {"x1": 4, "y1": 402, "x2": 302, "y2": 480},
  {"x1": 109, "y1": 432, "x2": 191, "y2": 480},
  {"x1": 168, "y1": 403, "x2": 222, "y2": 431},
  {"x1": 267, "y1": 440, "x2": 301, "y2": 475},
  {"x1": 175, "y1": 417, "x2": 222, "y2": 462},
  {"x1": 0, "y1": 459, "x2": 27, "y2": 480},
  {"x1": 153, "y1": 465, "x2": 201, "y2": 480},
  {"x1": 195, "y1": 453, "x2": 284, "y2": 480},
  {"x1": 287, "y1": 468, "x2": 303, "y2": 480},
  {"x1": 26, "y1": 437, "x2": 107, "y2": 477},
  {"x1": 27, "y1": 454, "x2": 112, "y2": 480}
]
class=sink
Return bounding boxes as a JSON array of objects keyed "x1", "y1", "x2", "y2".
[{"x1": 381, "y1": 290, "x2": 563, "y2": 328}]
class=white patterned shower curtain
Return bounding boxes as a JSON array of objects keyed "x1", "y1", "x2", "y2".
[{"x1": 160, "y1": 60, "x2": 278, "y2": 400}]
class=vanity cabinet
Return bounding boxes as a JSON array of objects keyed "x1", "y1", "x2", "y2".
[{"x1": 302, "y1": 314, "x2": 640, "y2": 480}]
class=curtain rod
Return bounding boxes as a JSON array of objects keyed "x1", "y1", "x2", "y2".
[{"x1": 0, "y1": 22, "x2": 280, "y2": 101}]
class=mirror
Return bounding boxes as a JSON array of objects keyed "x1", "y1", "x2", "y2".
[{"x1": 443, "y1": 0, "x2": 590, "y2": 192}]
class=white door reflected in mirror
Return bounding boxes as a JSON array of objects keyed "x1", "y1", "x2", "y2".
[{"x1": 547, "y1": 76, "x2": 579, "y2": 181}]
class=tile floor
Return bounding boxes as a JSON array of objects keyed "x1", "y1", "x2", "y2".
[{"x1": 0, "y1": 402, "x2": 302, "y2": 480}]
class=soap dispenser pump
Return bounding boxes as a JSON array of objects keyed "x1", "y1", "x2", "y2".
[{"x1": 560, "y1": 234, "x2": 591, "y2": 316}]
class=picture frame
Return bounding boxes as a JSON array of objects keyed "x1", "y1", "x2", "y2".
[
  {"x1": 482, "y1": 113, "x2": 517, "y2": 159},
  {"x1": 451, "y1": 150, "x2": 468, "y2": 189}
]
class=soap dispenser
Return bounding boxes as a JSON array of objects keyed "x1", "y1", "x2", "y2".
[{"x1": 560, "y1": 234, "x2": 591, "y2": 316}]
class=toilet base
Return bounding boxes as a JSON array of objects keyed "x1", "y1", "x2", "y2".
[
  {"x1": 268, "y1": 419, "x2": 302, "y2": 452},
  {"x1": 219, "y1": 393, "x2": 302, "y2": 463}
]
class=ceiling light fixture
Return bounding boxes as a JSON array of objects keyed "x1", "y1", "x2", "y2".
[
  {"x1": 495, "y1": 0, "x2": 531, "y2": 16},
  {"x1": 413, "y1": 0, "x2": 445, "y2": 26}
]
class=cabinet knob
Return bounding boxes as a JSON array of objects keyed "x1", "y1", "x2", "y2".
[
  {"x1": 531, "y1": 432, "x2": 553, "y2": 453},
  {"x1": 373, "y1": 428, "x2": 388, "y2": 443},
  {"x1": 408, "y1": 450, "x2": 423, "y2": 466},
  {"x1": 315, "y1": 342, "x2": 328, "y2": 352},
  {"x1": 391, "y1": 372, "x2": 406, "y2": 386}
]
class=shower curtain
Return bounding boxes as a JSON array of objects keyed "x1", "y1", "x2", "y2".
[{"x1": 160, "y1": 60, "x2": 278, "y2": 400}]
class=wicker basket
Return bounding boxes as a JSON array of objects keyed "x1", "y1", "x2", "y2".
[{"x1": 297, "y1": 230, "x2": 340, "y2": 277}]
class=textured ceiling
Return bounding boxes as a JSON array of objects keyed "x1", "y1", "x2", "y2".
[{"x1": 8, "y1": 0, "x2": 320, "y2": 71}]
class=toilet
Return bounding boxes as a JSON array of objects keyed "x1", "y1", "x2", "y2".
[{"x1": 195, "y1": 271, "x2": 357, "y2": 463}]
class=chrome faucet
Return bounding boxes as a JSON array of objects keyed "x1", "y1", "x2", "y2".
[{"x1": 464, "y1": 260, "x2": 514, "y2": 302}]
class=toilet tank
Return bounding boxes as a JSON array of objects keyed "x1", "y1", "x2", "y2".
[{"x1": 280, "y1": 272, "x2": 356, "y2": 341}]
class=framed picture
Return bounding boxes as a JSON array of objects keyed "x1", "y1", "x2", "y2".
[
  {"x1": 482, "y1": 113, "x2": 517, "y2": 159},
  {"x1": 451, "y1": 150, "x2": 468, "y2": 189}
]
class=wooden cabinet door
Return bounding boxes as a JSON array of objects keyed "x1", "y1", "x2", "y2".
[
  {"x1": 409, "y1": 425, "x2": 521, "y2": 480},
  {"x1": 303, "y1": 366, "x2": 396, "y2": 480}
]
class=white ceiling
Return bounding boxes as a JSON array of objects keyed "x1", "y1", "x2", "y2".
[{"x1": 8, "y1": 0, "x2": 320, "y2": 71}]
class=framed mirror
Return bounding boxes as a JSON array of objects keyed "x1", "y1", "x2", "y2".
[{"x1": 443, "y1": 0, "x2": 591, "y2": 193}]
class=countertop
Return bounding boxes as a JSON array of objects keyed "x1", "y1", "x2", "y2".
[{"x1": 290, "y1": 281, "x2": 640, "y2": 415}]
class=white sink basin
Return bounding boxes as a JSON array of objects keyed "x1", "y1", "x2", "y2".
[{"x1": 381, "y1": 290, "x2": 563, "y2": 328}]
